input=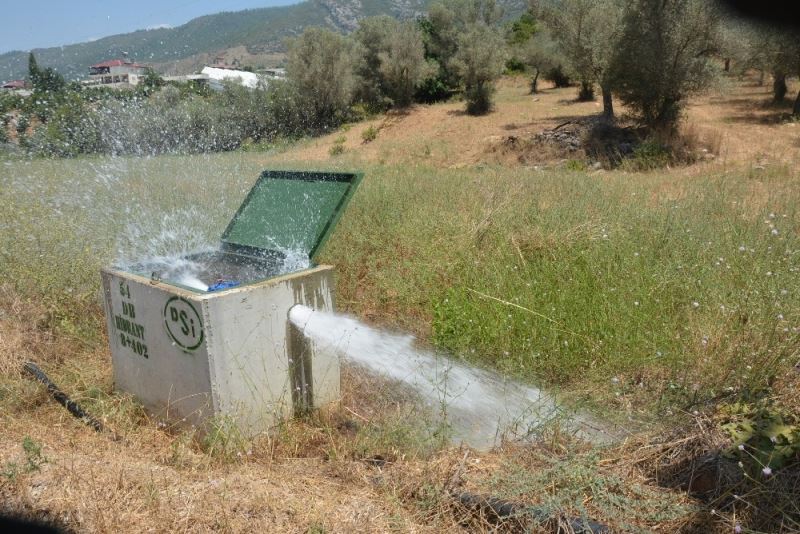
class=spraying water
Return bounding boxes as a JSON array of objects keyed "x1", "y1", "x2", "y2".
[{"x1": 289, "y1": 305, "x2": 612, "y2": 449}]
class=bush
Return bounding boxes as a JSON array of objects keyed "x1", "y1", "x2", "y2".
[
  {"x1": 545, "y1": 65, "x2": 571, "y2": 87},
  {"x1": 329, "y1": 136, "x2": 346, "y2": 156},
  {"x1": 414, "y1": 73, "x2": 453, "y2": 103},
  {"x1": 621, "y1": 140, "x2": 670, "y2": 170},
  {"x1": 505, "y1": 57, "x2": 527, "y2": 74},
  {"x1": 361, "y1": 125, "x2": 379, "y2": 143}
]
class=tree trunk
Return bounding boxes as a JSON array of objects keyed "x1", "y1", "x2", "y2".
[
  {"x1": 773, "y1": 71, "x2": 787, "y2": 102},
  {"x1": 793, "y1": 89, "x2": 800, "y2": 116},
  {"x1": 601, "y1": 85, "x2": 614, "y2": 120},
  {"x1": 530, "y1": 69, "x2": 540, "y2": 94},
  {"x1": 724, "y1": 58, "x2": 731, "y2": 72}
]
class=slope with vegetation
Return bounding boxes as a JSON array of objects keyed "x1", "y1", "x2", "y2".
[{"x1": 0, "y1": 0, "x2": 526, "y2": 82}]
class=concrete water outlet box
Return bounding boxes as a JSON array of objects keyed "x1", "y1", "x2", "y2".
[{"x1": 101, "y1": 170, "x2": 362, "y2": 436}]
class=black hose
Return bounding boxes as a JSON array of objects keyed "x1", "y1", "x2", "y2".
[
  {"x1": 23, "y1": 362, "x2": 105, "y2": 433},
  {"x1": 454, "y1": 491, "x2": 609, "y2": 534}
]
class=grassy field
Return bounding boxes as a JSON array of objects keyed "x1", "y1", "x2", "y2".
[{"x1": 1, "y1": 76, "x2": 800, "y2": 532}]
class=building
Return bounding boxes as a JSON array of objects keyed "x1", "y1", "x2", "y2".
[
  {"x1": 83, "y1": 59, "x2": 148, "y2": 88},
  {"x1": 1, "y1": 80, "x2": 27, "y2": 90},
  {"x1": 161, "y1": 74, "x2": 210, "y2": 85},
  {"x1": 200, "y1": 66, "x2": 265, "y2": 90}
]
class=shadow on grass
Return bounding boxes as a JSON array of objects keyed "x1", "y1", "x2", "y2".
[
  {"x1": 501, "y1": 113, "x2": 589, "y2": 132},
  {"x1": 632, "y1": 420, "x2": 800, "y2": 533},
  {"x1": 706, "y1": 93, "x2": 797, "y2": 125}
]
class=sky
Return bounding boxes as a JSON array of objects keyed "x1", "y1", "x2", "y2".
[{"x1": 0, "y1": 0, "x2": 301, "y2": 54}]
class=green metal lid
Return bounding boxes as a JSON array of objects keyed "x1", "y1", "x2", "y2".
[{"x1": 221, "y1": 170, "x2": 362, "y2": 262}]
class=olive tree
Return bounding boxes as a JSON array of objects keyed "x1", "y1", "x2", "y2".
[
  {"x1": 518, "y1": 27, "x2": 563, "y2": 94},
  {"x1": 535, "y1": 0, "x2": 625, "y2": 118},
  {"x1": 452, "y1": 22, "x2": 507, "y2": 114},
  {"x1": 418, "y1": 0, "x2": 504, "y2": 102},
  {"x1": 353, "y1": 16, "x2": 397, "y2": 110},
  {"x1": 287, "y1": 27, "x2": 360, "y2": 129},
  {"x1": 609, "y1": 0, "x2": 720, "y2": 131},
  {"x1": 355, "y1": 17, "x2": 431, "y2": 109},
  {"x1": 379, "y1": 22, "x2": 431, "y2": 108},
  {"x1": 739, "y1": 24, "x2": 800, "y2": 104}
]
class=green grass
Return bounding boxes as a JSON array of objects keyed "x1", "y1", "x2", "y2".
[{"x1": 2, "y1": 154, "x2": 798, "y2": 419}]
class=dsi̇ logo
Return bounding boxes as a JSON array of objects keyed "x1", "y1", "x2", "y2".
[{"x1": 163, "y1": 296, "x2": 204, "y2": 351}]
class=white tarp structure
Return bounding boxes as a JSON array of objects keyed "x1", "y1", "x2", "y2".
[{"x1": 200, "y1": 66, "x2": 264, "y2": 89}]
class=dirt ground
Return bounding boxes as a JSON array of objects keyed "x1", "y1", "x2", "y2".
[{"x1": 264, "y1": 73, "x2": 799, "y2": 171}]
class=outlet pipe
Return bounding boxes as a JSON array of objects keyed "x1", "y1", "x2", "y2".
[{"x1": 23, "y1": 362, "x2": 105, "y2": 433}]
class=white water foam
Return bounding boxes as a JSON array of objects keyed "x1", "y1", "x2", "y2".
[{"x1": 289, "y1": 305, "x2": 610, "y2": 449}]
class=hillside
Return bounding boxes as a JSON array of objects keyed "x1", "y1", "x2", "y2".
[{"x1": 0, "y1": 0, "x2": 525, "y2": 82}]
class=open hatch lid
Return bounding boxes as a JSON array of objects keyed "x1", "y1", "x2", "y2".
[{"x1": 221, "y1": 170, "x2": 362, "y2": 262}]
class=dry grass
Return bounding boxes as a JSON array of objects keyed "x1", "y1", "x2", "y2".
[
  {"x1": 0, "y1": 294, "x2": 705, "y2": 533},
  {"x1": 255, "y1": 72, "x2": 799, "y2": 173}
]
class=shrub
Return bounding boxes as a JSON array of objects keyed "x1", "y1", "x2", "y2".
[
  {"x1": 621, "y1": 140, "x2": 670, "y2": 170},
  {"x1": 545, "y1": 64, "x2": 571, "y2": 87},
  {"x1": 329, "y1": 135, "x2": 346, "y2": 155},
  {"x1": 361, "y1": 125, "x2": 379, "y2": 143}
]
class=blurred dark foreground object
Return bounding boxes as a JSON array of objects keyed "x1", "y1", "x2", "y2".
[
  {"x1": 720, "y1": 0, "x2": 800, "y2": 29},
  {"x1": 0, "y1": 514, "x2": 66, "y2": 533}
]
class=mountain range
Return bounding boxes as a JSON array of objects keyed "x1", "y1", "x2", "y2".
[{"x1": 0, "y1": 0, "x2": 525, "y2": 83}]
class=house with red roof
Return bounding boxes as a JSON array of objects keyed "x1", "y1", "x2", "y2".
[
  {"x1": 1, "y1": 80, "x2": 27, "y2": 90},
  {"x1": 84, "y1": 59, "x2": 148, "y2": 87}
]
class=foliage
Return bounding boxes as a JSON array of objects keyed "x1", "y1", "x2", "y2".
[
  {"x1": 609, "y1": 0, "x2": 719, "y2": 131},
  {"x1": 536, "y1": 0, "x2": 625, "y2": 116},
  {"x1": 361, "y1": 125, "x2": 379, "y2": 143},
  {"x1": 26, "y1": 92, "x2": 102, "y2": 157},
  {"x1": 545, "y1": 64, "x2": 571, "y2": 87},
  {"x1": 741, "y1": 24, "x2": 800, "y2": 104},
  {"x1": 417, "y1": 6, "x2": 463, "y2": 101},
  {"x1": 353, "y1": 16, "x2": 398, "y2": 111},
  {"x1": 452, "y1": 22, "x2": 507, "y2": 114},
  {"x1": 518, "y1": 28, "x2": 563, "y2": 93},
  {"x1": 417, "y1": 0, "x2": 504, "y2": 103},
  {"x1": 32, "y1": 67, "x2": 66, "y2": 95},
  {"x1": 620, "y1": 140, "x2": 671, "y2": 171},
  {"x1": 3, "y1": 436, "x2": 46, "y2": 481},
  {"x1": 379, "y1": 22, "x2": 432, "y2": 108},
  {"x1": 329, "y1": 135, "x2": 346, "y2": 155},
  {"x1": 0, "y1": 92, "x2": 23, "y2": 114},
  {"x1": 140, "y1": 67, "x2": 165, "y2": 96},
  {"x1": 287, "y1": 27, "x2": 360, "y2": 130},
  {"x1": 506, "y1": 12, "x2": 537, "y2": 46},
  {"x1": 28, "y1": 52, "x2": 39, "y2": 87},
  {"x1": 355, "y1": 17, "x2": 431, "y2": 109},
  {"x1": 722, "y1": 399, "x2": 800, "y2": 472}
]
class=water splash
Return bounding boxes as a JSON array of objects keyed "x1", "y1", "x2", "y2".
[{"x1": 289, "y1": 305, "x2": 612, "y2": 449}]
